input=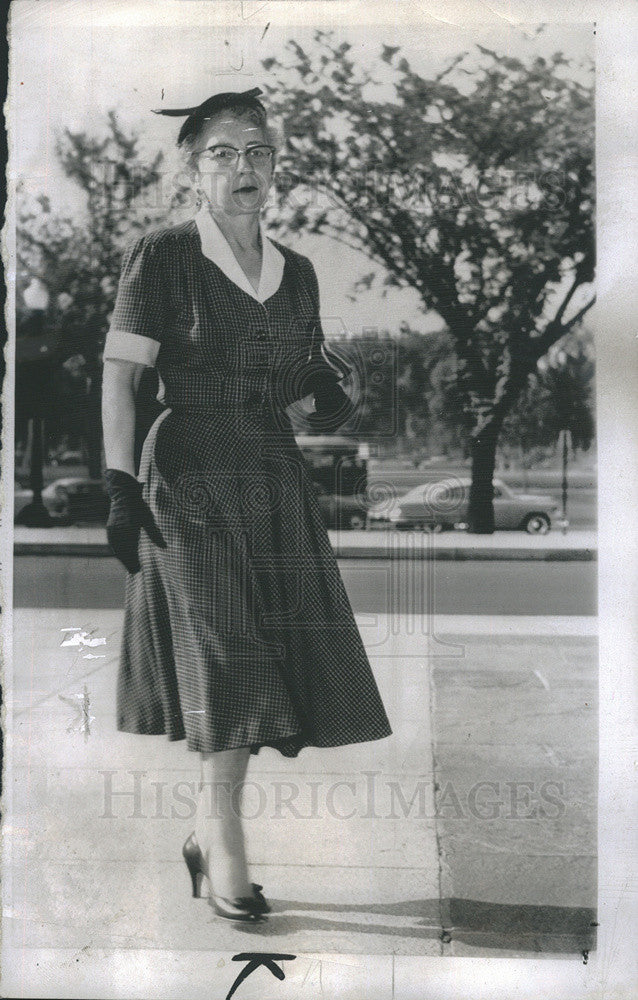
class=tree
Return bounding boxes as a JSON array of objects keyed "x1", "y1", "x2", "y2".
[
  {"x1": 17, "y1": 113, "x2": 179, "y2": 476},
  {"x1": 541, "y1": 338, "x2": 595, "y2": 451},
  {"x1": 262, "y1": 33, "x2": 595, "y2": 531},
  {"x1": 394, "y1": 326, "x2": 468, "y2": 458},
  {"x1": 500, "y1": 327, "x2": 595, "y2": 464}
]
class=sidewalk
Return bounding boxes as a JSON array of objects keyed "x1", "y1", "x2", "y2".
[
  {"x1": 3, "y1": 607, "x2": 597, "y2": 994},
  {"x1": 13, "y1": 525, "x2": 597, "y2": 560}
]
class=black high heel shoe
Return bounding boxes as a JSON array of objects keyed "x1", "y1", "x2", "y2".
[
  {"x1": 209, "y1": 892, "x2": 265, "y2": 923},
  {"x1": 183, "y1": 833, "x2": 207, "y2": 898},
  {"x1": 182, "y1": 833, "x2": 271, "y2": 917}
]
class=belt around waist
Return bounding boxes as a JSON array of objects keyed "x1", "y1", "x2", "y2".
[
  {"x1": 159, "y1": 369, "x2": 312, "y2": 412},
  {"x1": 161, "y1": 370, "x2": 275, "y2": 409}
]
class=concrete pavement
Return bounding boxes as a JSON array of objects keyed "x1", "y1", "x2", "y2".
[{"x1": 2, "y1": 606, "x2": 597, "y2": 994}]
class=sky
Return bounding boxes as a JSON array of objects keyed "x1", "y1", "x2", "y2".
[{"x1": 8, "y1": 1, "x2": 594, "y2": 334}]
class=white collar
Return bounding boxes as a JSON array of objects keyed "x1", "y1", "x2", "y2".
[{"x1": 195, "y1": 206, "x2": 285, "y2": 303}]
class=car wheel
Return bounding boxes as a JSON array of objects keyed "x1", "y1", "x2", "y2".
[
  {"x1": 346, "y1": 512, "x2": 367, "y2": 531},
  {"x1": 53, "y1": 487, "x2": 70, "y2": 518},
  {"x1": 523, "y1": 513, "x2": 551, "y2": 535}
]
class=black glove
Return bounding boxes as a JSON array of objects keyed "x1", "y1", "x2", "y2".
[
  {"x1": 306, "y1": 380, "x2": 356, "y2": 433},
  {"x1": 104, "y1": 468, "x2": 166, "y2": 574}
]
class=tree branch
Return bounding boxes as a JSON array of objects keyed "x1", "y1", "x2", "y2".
[
  {"x1": 531, "y1": 293, "x2": 596, "y2": 361},
  {"x1": 554, "y1": 271, "x2": 581, "y2": 327},
  {"x1": 560, "y1": 294, "x2": 596, "y2": 335}
]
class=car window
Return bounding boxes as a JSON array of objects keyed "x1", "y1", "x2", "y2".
[{"x1": 401, "y1": 487, "x2": 425, "y2": 503}]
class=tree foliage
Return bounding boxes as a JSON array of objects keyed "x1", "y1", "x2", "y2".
[
  {"x1": 500, "y1": 327, "x2": 595, "y2": 459},
  {"x1": 17, "y1": 112, "x2": 170, "y2": 348},
  {"x1": 16, "y1": 114, "x2": 175, "y2": 476},
  {"x1": 262, "y1": 32, "x2": 595, "y2": 529}
]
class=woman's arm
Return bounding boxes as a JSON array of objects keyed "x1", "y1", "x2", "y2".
[
  {"x1": 101, "y1": 233, "x2": 168, "y2": 475},
  {"x1": 101, "y1": 358, "x2": 148, "y2": 476}
]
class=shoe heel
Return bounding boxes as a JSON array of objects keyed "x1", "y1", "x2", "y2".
[
  {"x1": 188, "y1": 868, "x2": 205, "y2": 898},
  {"x1": 182, "y1": 833, "x2": 206, "y2": 898},
  {"x1": 251, "y1": 883, "x2": 271, "y2": 914}
]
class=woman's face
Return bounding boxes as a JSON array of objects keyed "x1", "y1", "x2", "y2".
[{"x1": 190, "y1": 114, "x2": 274, "y2": 217}]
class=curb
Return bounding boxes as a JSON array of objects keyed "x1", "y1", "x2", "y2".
[
  {"x1": 332, "y1": 545, "x2": 596, "y2": 561},
  {"x1": 13, "y1": 541, "x2": 597, "y2": 561}
]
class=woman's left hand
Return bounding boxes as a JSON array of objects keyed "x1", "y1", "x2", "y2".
[
  {"x1": 104, "y1": 468, "x2": 167, "y2": 574},
  {"x1": 306, "y1": 382, "x2": 356, "y2": 433}
]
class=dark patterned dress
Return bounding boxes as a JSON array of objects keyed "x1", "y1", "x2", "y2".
[{"x1": 103, "y1": 212, "x2": 392, "y2": 757}]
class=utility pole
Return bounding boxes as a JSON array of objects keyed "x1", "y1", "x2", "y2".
[
  {"x1": 15, "y1": 279, "x2": 57, "y2": 527},
  {"x1": 557, "y1": 428, "x2": 572, "y2": 535}
]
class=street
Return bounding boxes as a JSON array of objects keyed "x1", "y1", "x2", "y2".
[
  {"x1": 342, "y1": 558, "x2": 596, "y2": 616},
  {"x1": 14, "y1": 553, "x2": 597, "y2": 615}
]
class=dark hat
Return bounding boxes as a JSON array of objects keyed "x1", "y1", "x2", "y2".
[{"x1": 152, "y1": 88, "x2": 266, "y2": 145}]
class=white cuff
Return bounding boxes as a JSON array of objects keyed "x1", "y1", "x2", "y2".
[{"x1": 103, "y1": 329, "x2": 160, "y2": 366}]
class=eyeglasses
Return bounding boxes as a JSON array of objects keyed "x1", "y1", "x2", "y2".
[{"x1": 196, "y1": 144, "x2": 275, "y2": 167}]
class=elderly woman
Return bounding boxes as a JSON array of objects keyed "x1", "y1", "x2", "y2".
[{"x1": 101, "y1": 88, "x2": 392, "y2": 923}]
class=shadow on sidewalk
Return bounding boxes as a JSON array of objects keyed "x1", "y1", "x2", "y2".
[
  {"x1": 443, "y1": 897, "x2": 597, "y2": 954},
  {"x1": 230, "y1": 896, "x2": 596, "y2": 954}
]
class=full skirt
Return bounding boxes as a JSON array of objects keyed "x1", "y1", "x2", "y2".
[{"x1": 116, "y1": 402, "x2": 392, "y2": 757}]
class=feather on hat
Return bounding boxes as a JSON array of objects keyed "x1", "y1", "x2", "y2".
[{"x1": 152, "y1": 88, "x2": 266, "y2": 145}]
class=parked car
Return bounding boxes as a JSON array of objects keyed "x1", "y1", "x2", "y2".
[
  {"x1": 50, "y1": 449, "x2": 86, "y2": 467},
  {"x1": 297, "y1": 434, "x2": 369, "y2": 530},
  {"x1": 25, "y1": 470, "x2": 372, "y2": 530},
  {"x1": 367, "y1": 476, "x2": 560, "y2": 534},
  {"x1": 312, "y1": 483, "x2": 368, "y2": 530},
  {"x1": 40, "y1": 477, "x2": 110, "y2": 523},
  {"x1": 13, "y1": 486, "x2": 35, "y2": 521}
]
